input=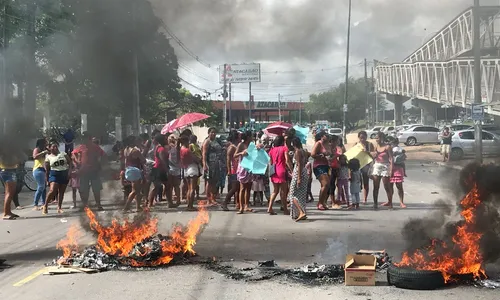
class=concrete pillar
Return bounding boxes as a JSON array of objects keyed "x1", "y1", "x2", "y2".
[
  {"x1": 386, "y1": 95, "x2": 407, "y2": 126},
  {"x1": 412, "y1": 99, "x2": 439, "y2": 126},
  {"x1": 81, "y1": 113, "x2": 88, "y2": 134},
  {"x1": 115, "y1": 116, "x2": 122, "y2": 142},
  {"x1": 394, "y1": 97, "x2": 403, "y2": 126}
]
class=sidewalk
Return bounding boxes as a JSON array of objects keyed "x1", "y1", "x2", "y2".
[{"x1": 436, "y1": 157, "x2": 500, "y2": 170}]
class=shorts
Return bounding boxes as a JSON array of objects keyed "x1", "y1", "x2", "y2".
[
  {"x1": 0, "y1": 169, "x2": 17, "y2": 183},
  {"x1": 441, "y1": 144, "x2": 451, "y2": 155},
  {"x1": 79, "y1": 171, "x2": 102, "y2": 195},
  {"x1": 150, "y1": 168, "x2": 168, "y2": 184},
  {"x1": 371, "y1": 162, "x2": 390, "y2": 177},
  {"x1": 313, "y1": 165, "x2": 330, "y2": 179},
  {"x1": 125, "y1": 167, "x2": 142, "y2": 182},
  {"x1": 49, "y1": 170, "x2": 70, "y2": 185},
  {"x1": 184, "y1": 164, "x2": 200, "y2": 178}
]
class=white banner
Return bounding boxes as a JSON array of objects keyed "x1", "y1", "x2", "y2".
[{"x1": 219, "y1": 63, "x2": 261, "y2": 83}]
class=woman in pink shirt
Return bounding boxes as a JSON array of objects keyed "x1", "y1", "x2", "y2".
[{"x1": 267, "y1": 136, "x2": 291, "y2": 215}]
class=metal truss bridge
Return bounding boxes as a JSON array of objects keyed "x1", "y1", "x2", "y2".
[{"x1": 376, "y1": 6, "x2": 500, "y2": 116}]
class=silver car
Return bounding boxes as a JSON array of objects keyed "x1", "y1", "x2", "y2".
[
  {"x1": 366, "y1": 126, "x2": 384, "y2": 139},
  {"x1": 397, "y1": 126, "x2": 440, "y2": 146},
  {"x1": 450, "y1": 129, "x2": 500, "y2": 160}
]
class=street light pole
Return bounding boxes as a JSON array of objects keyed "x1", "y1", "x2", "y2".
[
  {"x1": 342, "y1": 0, "x2": 352, "y2": 142},
  {"x1": 473, "y1": 0, "x2": 483, "y2": 163}
]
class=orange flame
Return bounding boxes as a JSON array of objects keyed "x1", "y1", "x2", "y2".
[
  {"x1": 396, "y1": 186, "x2": 487, "y2": 282},
  {"x1": 57, "y1": 224, "x2": 83, "y2": 258},
  {"x1": 57, "y1": 207, "x2": 209, "y2": 267}
]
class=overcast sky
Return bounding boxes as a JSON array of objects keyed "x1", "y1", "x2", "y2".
[{"x1": 151, "y1": 0, "x2": 500, "y2": 103}]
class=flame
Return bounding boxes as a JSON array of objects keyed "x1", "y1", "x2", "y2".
[
  {"x1": 57, "y1": 207, "x2": 209, "y2": 267},
  {"x1": 396, "y1": 186, "x2": 487, "y2": 282},
  {"x1": 57, "y1": 224, "x2": 83, "y2": 260}
]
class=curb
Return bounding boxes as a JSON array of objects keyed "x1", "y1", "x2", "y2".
[{"x1": 435, "y1": 162, "x2": 464, "y2": 170}]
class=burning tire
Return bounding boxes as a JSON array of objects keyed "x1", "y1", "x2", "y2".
[{"x1": 387, "y1": 265, "x2": 445, "y2": 290}]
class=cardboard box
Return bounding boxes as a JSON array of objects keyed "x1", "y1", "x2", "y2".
[{"x1": 344, "y1": 254, "x2": 377, "y2": 286}]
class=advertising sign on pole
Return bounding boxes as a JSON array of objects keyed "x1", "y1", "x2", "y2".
[
  {"x1": 219, "y1": 63, "x2": 261, "y2": 83},
  {"x1": 471, "y1": 103, "x2": 484, "y2": 121}
]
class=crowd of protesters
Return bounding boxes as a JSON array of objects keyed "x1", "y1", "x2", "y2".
[{"x1": 0, "y1": 126, "x2": 408, "y2": 221}]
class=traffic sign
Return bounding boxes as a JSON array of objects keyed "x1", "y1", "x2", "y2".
[
  {"x1": 471, "y1": 104, "x2": 484, "y2": 121},
  {"x1": 343, "y1": 104, "x2": 348, "y2": 112}
]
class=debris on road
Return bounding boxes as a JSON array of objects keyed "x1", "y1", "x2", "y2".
[
  {"x1": 475, "y1": 279, "x2": 500, "y2": 289},
  {"x1": 44, "y1": 265, "x2": 99, "y2": 275},
  {"x1": 355, "y1": 249, "x2": 393, "y2": 272}
]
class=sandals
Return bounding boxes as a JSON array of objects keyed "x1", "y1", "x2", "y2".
[
  {"x1": 268, "y1": 211, "x2": 277, "y2": 216},
  {"x1": 295, "y1": 215, "x2": 308, "y2": 222},
  {"x1": 3, "y1": 215, "x2": 17, "y2": 220}
]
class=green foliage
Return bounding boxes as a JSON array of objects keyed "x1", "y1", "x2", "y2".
[
  {"x1": 1, "y1": 0, "x2": 206, "y2": 136},
  {"x1": 306, "y1": 77, "x2": 385, "y2": 129}
]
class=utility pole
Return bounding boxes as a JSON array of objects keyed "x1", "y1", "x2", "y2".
[
  {"x1": 473, "y1": 0, "x2": 483, "y2": 163},
  {"x1": 222, "y1": 64, "x2": 228, "y2": 131},
  {"x1": 131, "y1": 1, "x2": 140, "y2": 135},
  {"x1": 0, "y1": 3, "x2": 7, "y2": 134},
  {"x1": 278, "y1": 93, "x2": 281, "y2": 122},
  {"x1": 373, "y1": 60, "x2": 379, "y2": 124},
  {"x1": 299, "y1": 97, "x2": 302, "y2": 124},
  {"x1": 228, "y1": 82, "x2": 232, "y2": 130},
  {"x1": 371, "y1": 66, "x2": 375, "y2": 127},
  {"x1": 342, "y1": 0, "x2": 352, "y2": 142},
  {"x1": 248, "y1": 82, "x2": 252, "y2": 128},
  {"x1": 364, "y1": 58, "x2": 369, "y2": 128}
]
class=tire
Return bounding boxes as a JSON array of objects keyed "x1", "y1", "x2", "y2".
[
  {"x1": 450, "y1": 148, "x2": 464, "y2": 161},
  {"x1": 370, "y1": 133, "x2": 377, "y2": 139},
  {"x1": 387, "y1": 265, "x2": 445, "y2": 290},
  {"x1": 24, "y1": 172, "x2": 37, "y2": 192},
  {"x1": 406, "y1": 137, "x2": 417, "y2": 146}
]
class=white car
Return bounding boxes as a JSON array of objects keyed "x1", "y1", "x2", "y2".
[
  {"x1": 366, "y1": 126, "x2": 384, "y2": 139},
  {"x1": 382, "y1": 126, "x2": 396, "y2": 136},
  {"x1": 397, "y1": 125, "x2": 440, "y2": 146},
  {"x1": 450, "y1": 129, "x2": 500, "y2": 160}
]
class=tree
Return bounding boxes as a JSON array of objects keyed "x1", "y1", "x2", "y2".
[{"x1": 306, "y1": 77, "x2": 375, "y2": 130}]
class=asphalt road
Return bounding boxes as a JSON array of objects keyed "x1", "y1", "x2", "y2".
[{"x1": 0, "y1": 162, "x2": 498, "y2": 300}]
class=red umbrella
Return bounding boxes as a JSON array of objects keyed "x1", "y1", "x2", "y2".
[
  {"x1": 170, "y1": 112, "x2": 210, "y2": 131},
  {"x1": 161, "y1": 119, "x2": 178, "y2": 135},
  {"x1": 264, "y1": 121, "x2": 293, "y2": 136}
]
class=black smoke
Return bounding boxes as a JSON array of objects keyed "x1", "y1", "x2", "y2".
[{"x1": 401, "y1": 162, "x2": 500, "y2": 265}]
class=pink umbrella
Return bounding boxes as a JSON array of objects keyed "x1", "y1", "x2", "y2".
[
  {"x1": 161, "y1": 119, "x2": 178, "y2": 135},
  {"x1": 170, "y1": 112, "x2": 210, "y2": 131},
  {"x1": 264, "y1": 121, "x2": 293, "y2": 136}
]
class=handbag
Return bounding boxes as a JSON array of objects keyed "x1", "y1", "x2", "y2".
[{"x1": 268, "y1": 148, "x2": 279, "y2": 176}]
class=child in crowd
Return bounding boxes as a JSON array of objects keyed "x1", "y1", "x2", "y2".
[
  {"x1": 189, "y1": 135, "x2": 202, "y2": 199},
  {"x1": 336, "y1": 154, "x2": 350, "y2": 207},
  {"x1": 120, "y1": 169, "x2": 132, "y2": 204},
  {"x1": 69, "y1": 152, "x2": 81, "y2": 209},
  {"x1": 252, "y1": 175, "x2": 265, "y2": 206},
  {"x1": 348, "y1": 158, "x2": 362, "y2": 209},
  {"x1": 389, "y1": 137, "x2": 407, "y2": 208}
]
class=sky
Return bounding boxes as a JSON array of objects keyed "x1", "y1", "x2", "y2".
[{"x1": 150, "y1": 0, "x2": 500, "y2": 104}]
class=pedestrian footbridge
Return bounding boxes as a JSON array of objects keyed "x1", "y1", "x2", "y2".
[{"x1": 376, "y1": 6, "x2": 500, "y2": 123}]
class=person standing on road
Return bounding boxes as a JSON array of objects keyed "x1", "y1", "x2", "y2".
[
  {"x1": 288, "y1": 137, "x2": 308, "y2": 222},
  {"x1": 328, "y1": 135, "x2": 343, "y2": 209},
  {"x1": 348, "y1": 158, "x2": 362, "y2": 210},
  {"x1": 267, "y1": 135, "x2": 290, "y2": 215},
  {"x1": 148, "y1": 133, "x2": 169, "y2": 208},
  {"x1": 180, "y1": 135, "x2": 200, "y2": 211},
  {"x1": 311, "y1": 132, "x2": 331, "y2": 210},
  {"x1": 370, "y1": 132, "x2": 394, "y2": 210},
  {"x1": 43, "y1": 140, "x2": 71, "y2": 214},
  {"x1": 355, "y1": 131, "x2": 375, "y2": 205},
  {"x1": 389, "y1": 137, "x2": 407, "y2": 208},
  {"x1": 441, "y1": 127, "x2": 452, "y2": 162},
  {"x1": 122, "y1": 136, "x2": 146, "y2": 213},
  {"x1": 0, "y1": 153, "x2": 21, "y2": 220},
  {"x1": 223, "y1": 130, "x2": 241, "y2": 211},
  {"x1": 32, "y1": 138, "x2": 48, "y2": 210},
  {"x1": 202, "y1": 127, "x2": 222, "y2": 207},
  {"x1": 235, "y1": 131, "x2": 259, "y2": 214},
  {"x1": 72, "y1": 132, "x2": 105, "y2": 211},
  {"x1": 167, "y1": 135, "x2": 181, "y2": 208}
]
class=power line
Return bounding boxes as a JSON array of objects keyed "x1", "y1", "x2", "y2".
[{"x1": 160, "y1": 20, "x2": 216, "y2": 71}]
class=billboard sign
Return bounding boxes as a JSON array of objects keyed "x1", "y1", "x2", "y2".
[{"x1": 219, "y1": 63, "x2": 261, "y2": 83}]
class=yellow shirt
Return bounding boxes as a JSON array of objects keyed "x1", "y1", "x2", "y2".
[
  {"x1": 189, "y1": 143, "x2": 202, "y2": 159},
  {"x1": 33, "y1": 157, "x2": 45, "y2": 170}
]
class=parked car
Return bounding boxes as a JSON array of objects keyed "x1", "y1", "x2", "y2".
[
  {"x1": 366, "y1": 126, "x2": 384, "y2": 139},
  {"x1": 328, "y1": 128, "x2": 343, "y2": 136},
  {"x1": 481, "y1": 125, "x2": 500, "y2": 135},
  {"x1": 450, "y1": 130, "x2": 500, "y2": 160},
  {"x1": 449, "y1": 124, "x2": 473, "y2": 132},
  {"x1": 397, "y1": 126, "x2": 440, "y2": 146},
  {"x1": 382, "y1": 126, "x2": 396, "y2": 136}
]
